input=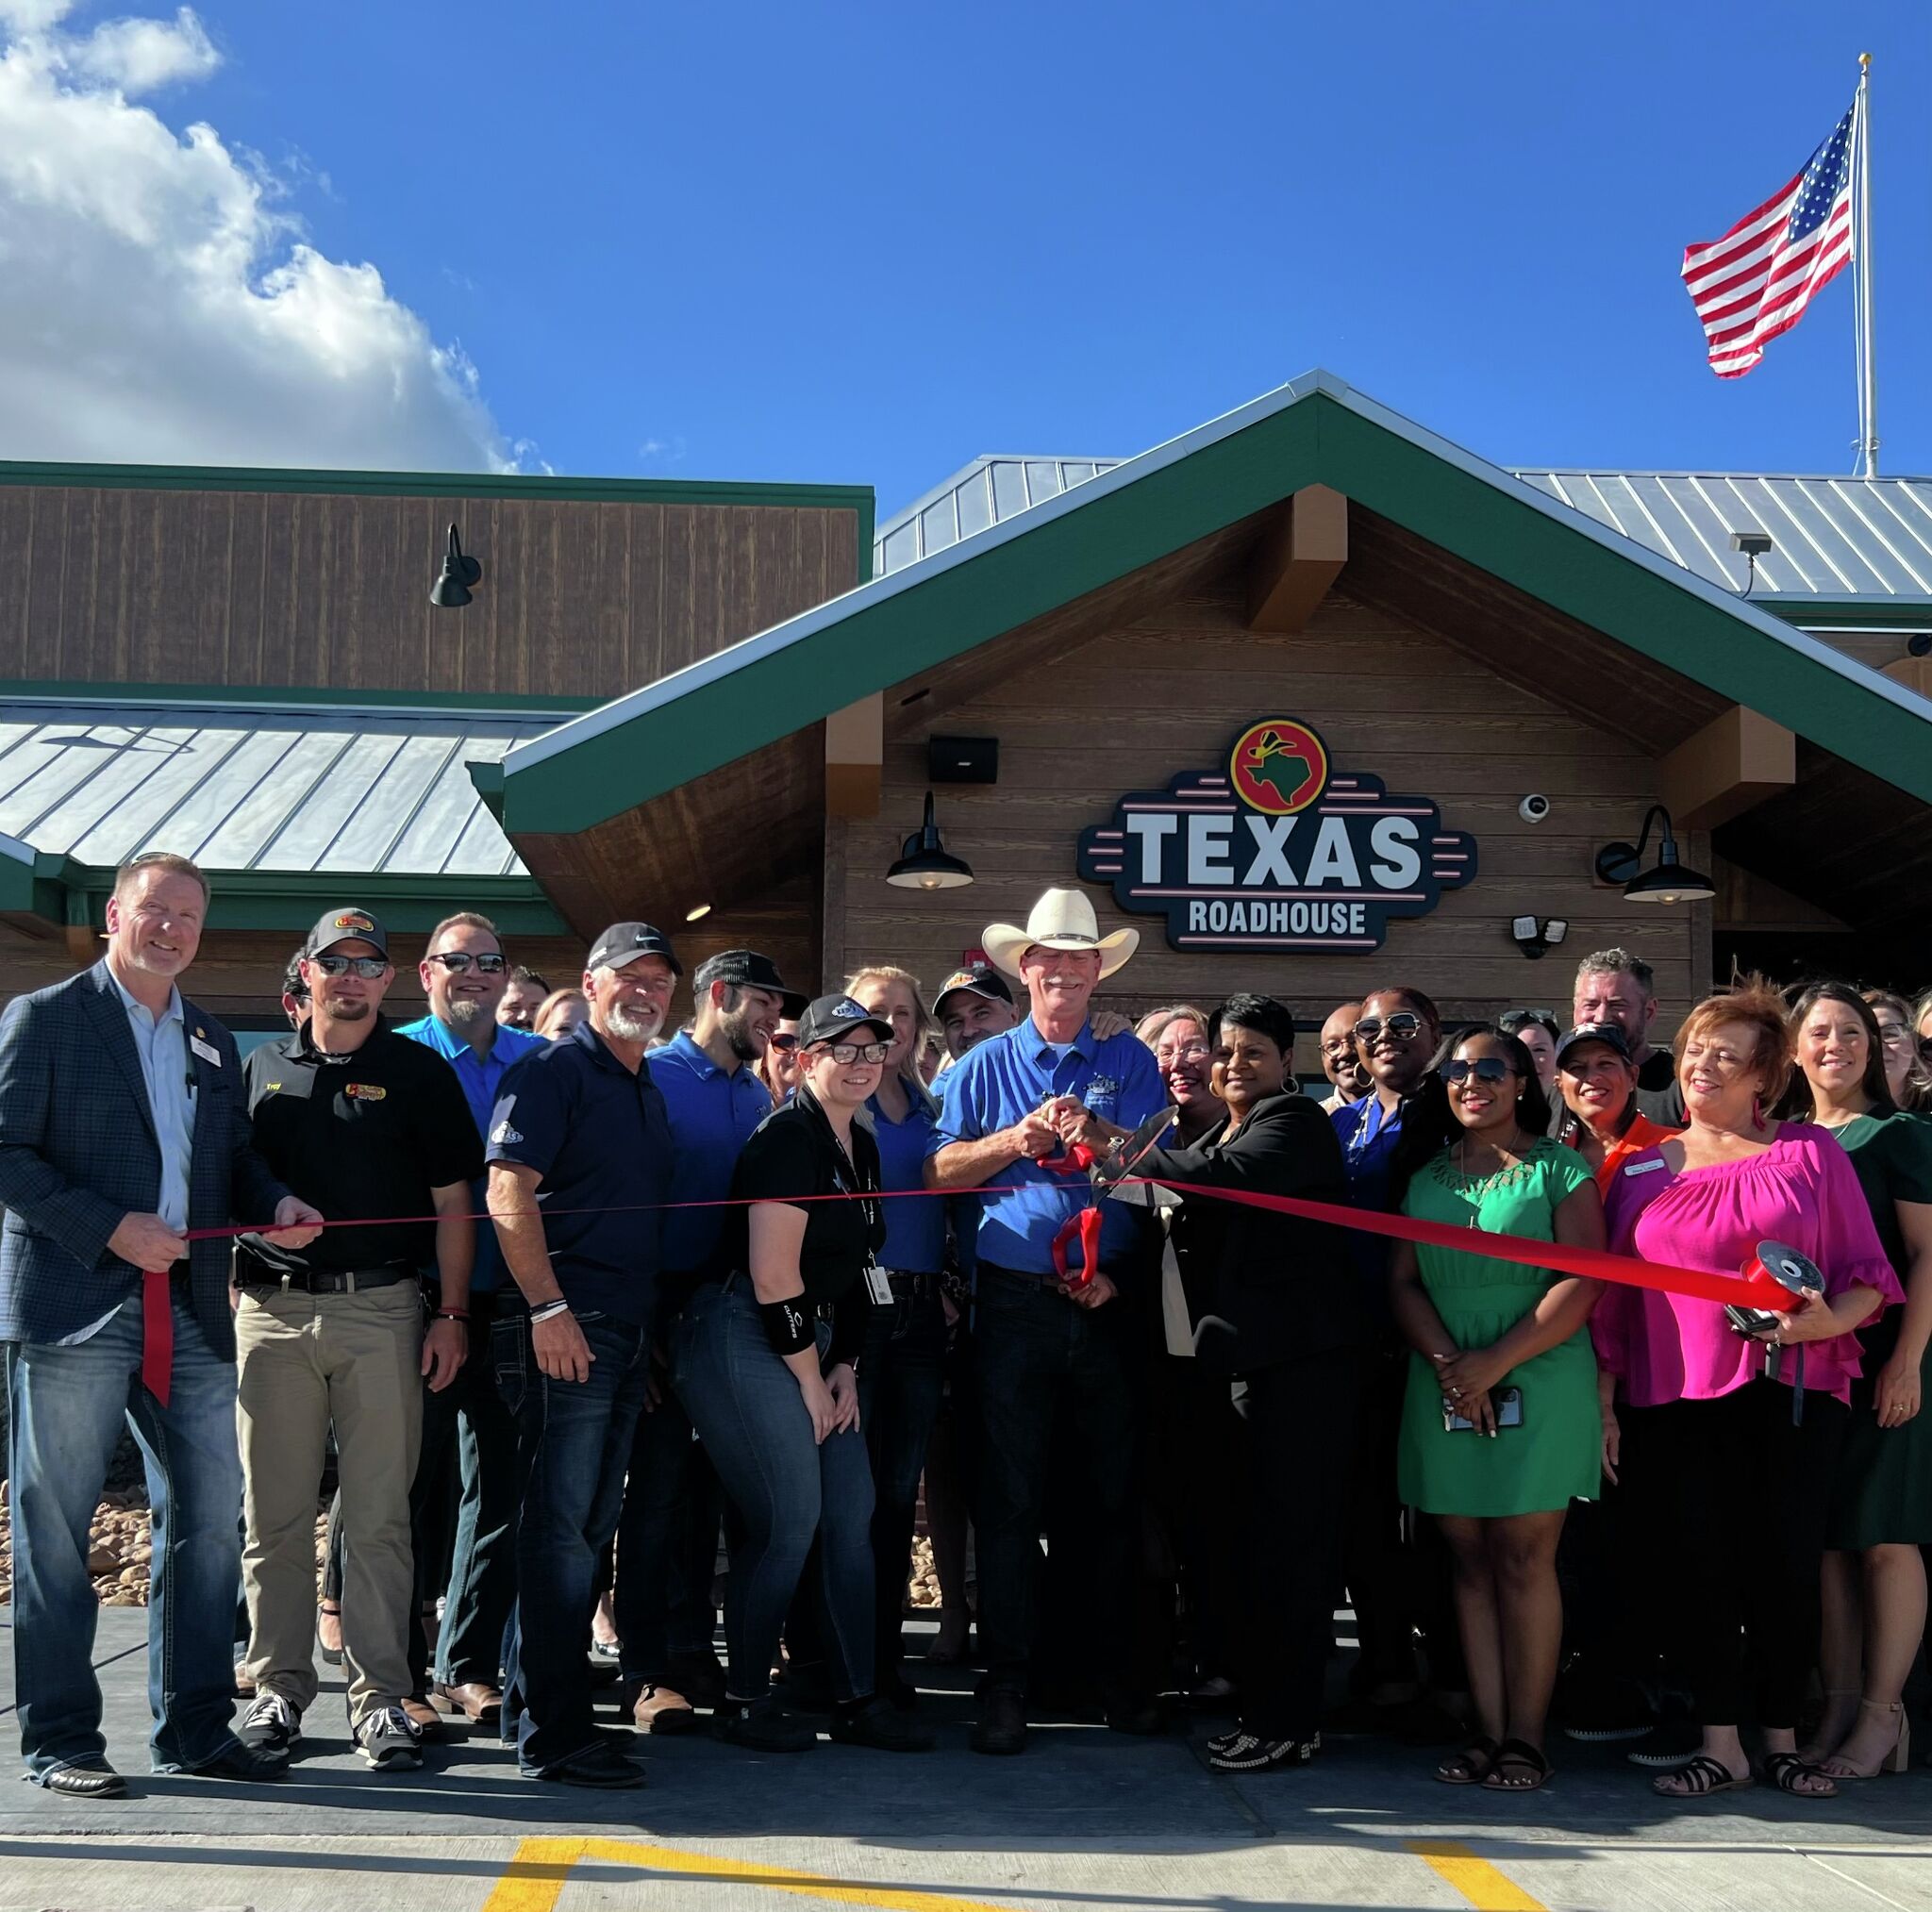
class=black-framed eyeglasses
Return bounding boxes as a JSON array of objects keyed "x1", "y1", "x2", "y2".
[
  {"x1": 813, "y1": 1040, "x2": 890, "y2": 1065},
  {"x1": 310, "y1": 955, "x2": 388, "y2": 980},
  {"x1": 427, "y1": 951, "x2": 508, "y2": 975},
  {"x1": 1357, "y1": 1012, "x2": 1425, "y2": 1044},
  {"x1": 1441, "y1": 1056, "x2": 1514, "y2": 1086}
]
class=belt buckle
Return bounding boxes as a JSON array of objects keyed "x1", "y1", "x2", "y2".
[{"x1": 343, "y1": 1270, "x2": 358, "y2": 1295}]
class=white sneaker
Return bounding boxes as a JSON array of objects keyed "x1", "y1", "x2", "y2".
[{"x1": 236, "y1": 1689, "x2": 301, "y2": 1754}]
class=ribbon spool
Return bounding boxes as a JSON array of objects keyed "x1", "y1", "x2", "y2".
[{"x1": 1739, "y1": 1238, "x2": 1824, "y2": 1316}]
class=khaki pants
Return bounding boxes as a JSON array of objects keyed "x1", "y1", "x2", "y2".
[{"x1": 237, "y1": 1281, "x2": 424, "y2": 1725}]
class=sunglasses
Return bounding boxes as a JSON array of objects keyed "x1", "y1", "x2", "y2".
[
  {"x1": 1357, "y1": 1012, "x2": 1425, "y2": 1043},
  {"x1": 428, "y1": 951, "x2": 507, "y2": 975},
  {"x1": 1919, "y1": 1037, "x2": 1932, "y2": 1066},
  {"x1": 310, "y1": 955, "x2": 388, "y2": 980},
  {"x1": 812, "y1": 1041, "x2": 891, "y2": 1065},
  {"x1": 1441, "y1": 1057, "x2": 1515, "y2": 1086},
  {"x1": 766, "y1": 1032, "x2": 799, "y2": 1053}
]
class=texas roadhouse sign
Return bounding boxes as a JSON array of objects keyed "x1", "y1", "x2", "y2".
[{"x1": 1076, "y1": 718, "x2": 1478, "y2": 954}]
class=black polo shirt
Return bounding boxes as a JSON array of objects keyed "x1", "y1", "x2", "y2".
[
  {"x1": 485, "y1": 1020, "x2": 673, "y2": 1326},
  {"x1": 717, "y1": 1089, "x2": 886, "y2": 1364},
  {"x1": 240, "y1": 1018, "x2": 482, "y2": 1280}
]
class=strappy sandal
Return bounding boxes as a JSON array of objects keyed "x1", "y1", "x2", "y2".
[
  {"x1": 1435, "y1": 1736, "x2": 1499, "y2": 1786},
  {"x1": 1760, "y1": 1751, "x2": 1839, "y2": 1798},
  {"x1": 315, "y1": 1602, "x2": 343, "y2": 1669},
  {"x1": 1484, "y1": 1738, "x2": 1552, "y2": 1790},
  {"x1": 1652, "y1": 1754, "x2": 1753, "y2": 1798}
]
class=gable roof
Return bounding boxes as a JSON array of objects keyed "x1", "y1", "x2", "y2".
[{"x1": 480, "y1": 371, "x2": 1932, "y2": 842}]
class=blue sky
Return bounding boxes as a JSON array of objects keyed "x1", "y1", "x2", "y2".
[{"x1": 5, "y1": 2, "x2": 1925, "y2": 513}]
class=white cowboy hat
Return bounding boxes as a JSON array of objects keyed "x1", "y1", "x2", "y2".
[{"x1": 981, "y1": 887, "x2": 1140, "y2": 980}]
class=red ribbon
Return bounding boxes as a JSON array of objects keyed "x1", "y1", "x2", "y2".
[
  {"x1": 141, "y1": 1267, "x2": 173, "y2": 1406},
  {"x1": 187, "y1": 1174, "x2": 1802, "y2": 1314}
]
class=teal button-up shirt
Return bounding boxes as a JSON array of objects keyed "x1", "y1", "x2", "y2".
[{"x1": 108, "y1": 969, "x2": 193, "y2": 1233}]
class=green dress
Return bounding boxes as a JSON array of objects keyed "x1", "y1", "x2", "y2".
[
  {"x1": 1397, "y1": 1139, "x2": 1601, "y2": 1517},
  {"x1": 1825, "y1": 1110, "x2": 1932, "y2": 1549}
]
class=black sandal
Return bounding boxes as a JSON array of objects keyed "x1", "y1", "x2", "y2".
[
  {"x1": 1483, "y1": 1737, "x2": 1552, "y2": 1790},
  {"x1": 1652, "y1": 1754, "x2": 1753, "y2": 1798},
  {"x1": 1760, "y1": 1751, "x2": 1838, "y2": 1799},
  {"x1": 1435, "y1": 1737, "x2": 1499, "y2": 1786}
]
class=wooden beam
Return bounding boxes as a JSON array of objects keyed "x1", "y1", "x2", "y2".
[
  {"x1": 1657, "y1": 705, "x2": 1795, "y2": 830},
  {"x1": 64, "y1": 924, "x2": 98, "y2": 966},
  {"x1": 824, "y1": 692, "x2": 883, "y2": 818},
  {"x1": 1246, "y1": 485, "x2": 1347, "y2": 633}
]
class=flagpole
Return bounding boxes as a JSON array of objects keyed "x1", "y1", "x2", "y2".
[{"x1": 1854, "y1": 51, "x2": 1878, "y2": 478}]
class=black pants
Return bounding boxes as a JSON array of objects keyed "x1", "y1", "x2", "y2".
[
  {"x1": 1236, "y1": 1352, "x2": 1362, "y2": 1738},
  {"x1": 614, "y1": 1386, "x2": 725, "y2": 1689},
  {"x1": 972, "y1": 1264, "x2": 1140, "y2": 1701},
  {"x1": 1626, "y1": 1380, "x2": 1845, "y2": 1729}
]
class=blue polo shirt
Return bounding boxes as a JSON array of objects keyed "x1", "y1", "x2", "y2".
[
  {"x1": 929, "y1": 1019, "x2": 1164, "y2": 1276},
  {"x1": 485, "y1": 1021, "x2": 672, "y2": 1326},
  {"x1": 1331, "y1": 1092, "x2": 1407, "y2": 1292},
  {"x1": 869, "y1": 1088, "x2": 946, "y2": 1274},
  {"x1": 645, "y1": 1029, "x2": 772, "y2": 1279},
  {"x1": 396, "y1": 1011, "x2": 544, "y2": 1293}
]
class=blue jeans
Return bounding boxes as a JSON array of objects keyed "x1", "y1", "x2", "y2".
[
  {"x1": 6, "y1": 1291, "x2": 244, "y2": 1779},
  {"x1": 494, "y1": 1307, "x2": 650, "y2": 1774},
  {"x1": 672, "y1": 1280, "x2": 875, "y2": 1703},
  {"x1": 972, "y1": 1264, "x2": 1140, "y2": 1699}
]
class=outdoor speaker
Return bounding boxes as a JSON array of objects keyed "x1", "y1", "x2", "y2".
[{"x1": 928, "y1": 736, "x2": 998, "y2": 784}]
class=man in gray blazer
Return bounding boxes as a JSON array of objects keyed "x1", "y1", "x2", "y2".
[{"x1": 0, "y1": 851, "x2": 323, "y2": 1796}]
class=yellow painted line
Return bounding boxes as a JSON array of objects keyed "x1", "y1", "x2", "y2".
[
  {"x1": 482, "y1": 1834, "x2": 1032, "y2": 1912},
  {"x1": 1406, "y1": 1839, "x2": 1548, "y2": 1911}
]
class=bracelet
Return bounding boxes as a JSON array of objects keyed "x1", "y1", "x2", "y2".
[
  {"x1": 529, "y1": 1299, "x2": 573, "y2": 1326},
  {"x1": 433, "y1": 1309, "x2": 469, "y2": 1323}
]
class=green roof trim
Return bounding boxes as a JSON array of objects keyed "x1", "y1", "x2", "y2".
[
  {"x1": 484, "y1": 374, "x2": 1932, "y2": 840},
  {"x1": 0, "y1": 456, "x2": 873, "y2": 515},
  {"x1": 20, "y1": 859, "x2": 567, "y2": 940}
]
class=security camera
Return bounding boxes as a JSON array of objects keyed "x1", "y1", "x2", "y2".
[
  {"x1": 1908, "y1": 631, "x2": 1932, "y2": 658},
  {"x1": 1518, "y1": 794, "x2": 1551, "y2": 823}
]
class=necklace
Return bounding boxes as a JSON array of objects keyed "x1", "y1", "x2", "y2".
[{"x1": 1455, "y1": 1124, "x2": 1528, "y2": 1179}]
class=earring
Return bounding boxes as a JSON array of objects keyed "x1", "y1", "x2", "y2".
[{"x1": 1752, "y1": 1093, "x2": 1765, "y2": 1128}]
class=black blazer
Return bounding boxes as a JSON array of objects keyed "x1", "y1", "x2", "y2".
[{"x1": 1135, "y1": 1090, "x2": 1366, "y2": 1375}]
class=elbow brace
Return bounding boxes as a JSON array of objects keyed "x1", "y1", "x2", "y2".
[{"x1": 761, "y1": 1295, "x2": 816, "y2": 1356}]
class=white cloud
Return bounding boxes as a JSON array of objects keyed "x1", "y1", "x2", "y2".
[{"x1": 0, "y1": 3, "x2": 515, "y2": 470}]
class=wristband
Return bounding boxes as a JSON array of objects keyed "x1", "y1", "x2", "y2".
[
  {"x1": 529, "y1": 1299, "x2": 572, "y2": 1326},
  {"x1": 760, "y1": 1296, "x2": 815, "y2": 1356},
  {"x1": 433, "y1": 1310, "x2": 469, "y2": 1323}
]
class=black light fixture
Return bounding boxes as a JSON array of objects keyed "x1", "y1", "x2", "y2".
[
  {"x1": 885, "y1": 791, "x2": 974, "y2": 890},
  {"x1": 431, "y1": 523, "x2": 483, "y2": 608},
  {"x1": 1510, "y1": 914, "x2": 1570, "y2": 960},
  {"x1": 1594, "y1": 804, "x2": 1717, "y2": 905},
  {"x1": 1728, "y1": 527, "x2": 1773, "y2": 595}
]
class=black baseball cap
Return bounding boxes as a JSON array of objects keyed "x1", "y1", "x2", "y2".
[
  {"x1": 933, "y1": 962, "x2": 1013, "y2": 1017},
  {"x1": 587, "y1": 922, "x2": 682, "y2": 976},
  {"x1": 1556, "y1": 1022, "x2": 1634, "y2": 1067},
  {"x1": 305, "y1": 907, "x2": 389, "y2": 959},
  {"x1": 793, "y1": 993, "x2": 894, "y2": 1050},
  {"x1": 692, "y1": 948, "x2": 807, "y2": 1018}
]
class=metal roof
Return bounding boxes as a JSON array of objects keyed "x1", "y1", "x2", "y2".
[
  {"x1": 1510, "y1": 472, "x2": 1932, "y2": 606},
  {"x1": 0, "y1": 699, "x2": 558, "y2": 876},
  {"x1": 880, "y1": 454, "x2": 1932, "y2": 610},
  {"x1": 874, "y1": 456, "x2": 1123, "y2": 575}
]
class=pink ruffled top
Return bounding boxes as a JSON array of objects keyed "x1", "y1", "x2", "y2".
[{"x1": 1596, "y1": 1122, "x2": 1902, "y2": 1408}]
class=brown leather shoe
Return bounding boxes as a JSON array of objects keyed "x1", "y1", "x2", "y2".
[
  {"x1": 631, "y1": 1684, "x2": 699, "y2": 1735},
  {"x1": 400, "y1": 1692, "x2": 445, "y2": 1740},
  {"x1": 432, "y1": 1681, "x2": 503, "y2": 1725}
]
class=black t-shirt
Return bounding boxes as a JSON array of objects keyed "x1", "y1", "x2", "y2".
[
  {"x1": 1635, "y1": 1046, "x2": 1686, "y2": 1125},
  {"x1": 720, "y1": 1090, "x2": 886, "y2": 1363},
  {"x1": 240, "y1": 1019, "x2": 483, "y2": 1278}
]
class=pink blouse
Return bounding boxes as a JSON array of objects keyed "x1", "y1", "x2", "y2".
[{"x1": 1595, "y1": 1122, "x2": 1902, "y2": 1408}]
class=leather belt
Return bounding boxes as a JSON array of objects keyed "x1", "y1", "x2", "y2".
[{"x1": 238, "y1": 1264, "x2": 417, "y2": 1296}]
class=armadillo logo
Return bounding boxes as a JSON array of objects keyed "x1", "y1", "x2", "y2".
[
  {"x1": 334, "y1": 911, "x2": 375, "y2": 933},
  {"x1": 1076, "y1": 718, "x2": 1478, "y2": 955}
]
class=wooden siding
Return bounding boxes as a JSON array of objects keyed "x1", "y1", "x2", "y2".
[
  {"x1": 833, "y1": 576, "x2": 1708, "y2": 1043},
  {"x1": 0, "y1": 486, "x2": 860, "y2": 699}
]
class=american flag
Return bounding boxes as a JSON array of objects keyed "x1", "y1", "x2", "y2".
[{"x1": 1682, "y1": 104, "x2": 1857, "y2": 378}]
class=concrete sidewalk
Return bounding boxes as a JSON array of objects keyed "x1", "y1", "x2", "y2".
[{"x1": 2, "y1": 1610, "x2": 1929, "y2": 1911}]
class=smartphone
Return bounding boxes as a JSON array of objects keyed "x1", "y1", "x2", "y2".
[{"x1": 1442, "y1": 1386, "x2": 1524, "y2": 1432}]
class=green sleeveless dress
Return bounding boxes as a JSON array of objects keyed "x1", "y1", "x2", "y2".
[{"x1": 1397, "y1": 1139, "x2": 1602, "y2": 1517}]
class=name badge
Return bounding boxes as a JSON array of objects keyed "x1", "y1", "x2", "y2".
[
  {"x1": 863, "y1": 1263, "x2": 892, "y2": 1306},
  {"x1": 191, "y1": 1036, "x2": 222, "y2": 1067},
  {"x1": 1623, "y1": 1157, "x2": 1666, "y2": 1176}
]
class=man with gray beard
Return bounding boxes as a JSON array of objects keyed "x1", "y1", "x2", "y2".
[{"x1": 485, "y1": 923, "x2": 678, "y2": 1787}]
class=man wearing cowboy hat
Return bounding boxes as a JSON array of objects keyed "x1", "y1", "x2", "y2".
[{"x1": 925, "y1": 888, "x2": 1166, "y2": 1755}]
